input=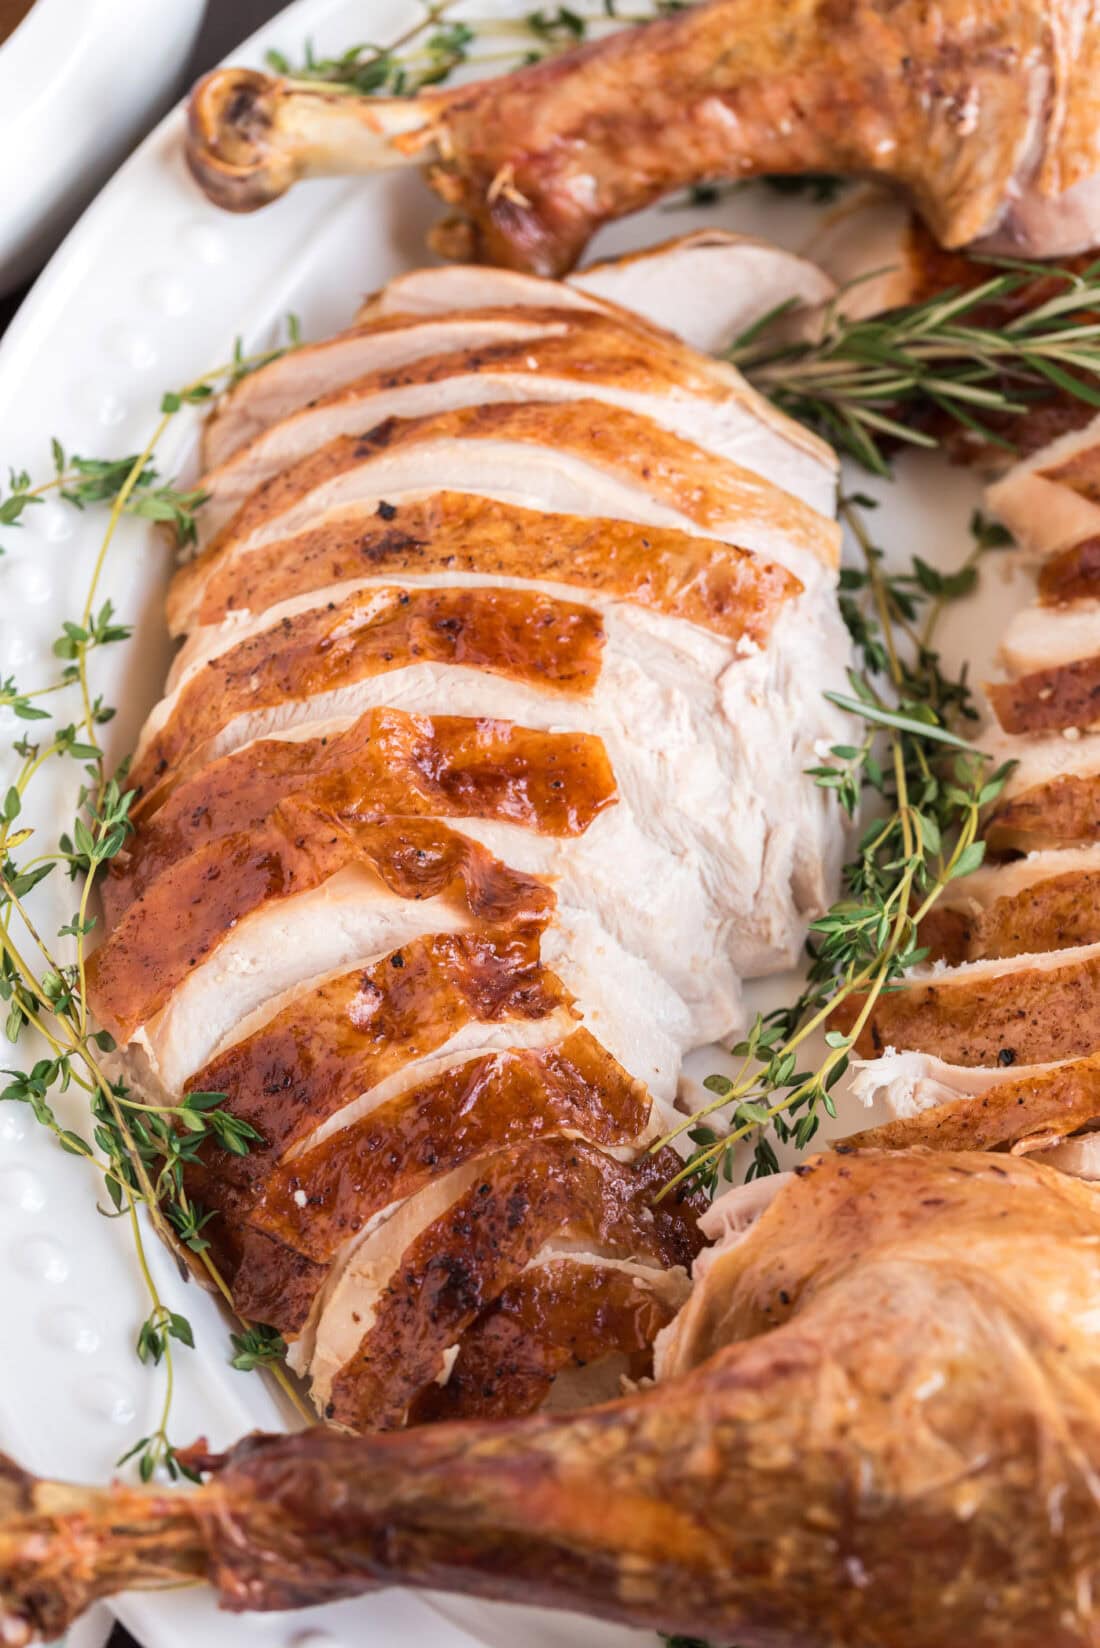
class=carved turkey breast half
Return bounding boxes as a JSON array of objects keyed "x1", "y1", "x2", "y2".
[{"x1": 87, "y1": 234, "x2": 849, "y2": 1430}]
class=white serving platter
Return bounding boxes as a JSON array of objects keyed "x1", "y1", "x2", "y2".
[{"x1": 0, "y1": 3, "x2": 1035, "y2": 1647}]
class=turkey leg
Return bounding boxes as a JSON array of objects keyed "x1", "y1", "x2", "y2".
[
  {"x1": 6, "y1": 1149, "x2": 1100, "y2": 1648},
  {"x1": 185, "y1": 0, "x2": 1098, "y2": 274}
]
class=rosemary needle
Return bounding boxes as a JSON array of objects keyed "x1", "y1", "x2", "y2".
[{"x1": 733, "y1": 262, "x2": 1100, "y2": 475}]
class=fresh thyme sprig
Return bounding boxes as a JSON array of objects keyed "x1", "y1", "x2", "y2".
[
  {"x1": 265, "y1": 0, "x2": 686, "y2": 95},
  {"x1": 657, "y1": 500, "x2": 1014, "y2": 1198},
  {"x1": 1, "y1": 449, "x2": 208, "y2": 559},
  {"x1": 0, "y1": 315, "x2": 310, "y2": 1478},
  {"x1": 734, "y1": 261, "x2": 1100, "y2": 474}
]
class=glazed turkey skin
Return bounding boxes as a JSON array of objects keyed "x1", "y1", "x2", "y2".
[{"x1": 88, "y1": 239, "x2": 850, "y2": 1430}]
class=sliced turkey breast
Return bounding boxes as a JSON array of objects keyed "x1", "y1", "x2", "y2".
[
  {"x1": 833, "y1": 941, "x2": 1100, "y2": 1067},
  {"x1": 201, "y1": 309, "x2": 580, "y2": 469},
  {"x1": 803, "y1": 189, "x2": 923, "y2": 321},
  {"x1": 90, "y1": 820, "x2": 551, "y2": 1061},
  {"x1": 300, "y1": 1137, "x2": 700, "y2": 1428},
  {"x1": 103, "y1": 880, "x2": 691, "y2": 1106},
  {"x1": 113, "y1": 710, "x2": 615, "y2": 911},
  {"x1": 90, "y1": 249, "x2": 850, "y2": 1432},
  {"x1": 357, "y1": 266, "x2": 600, "y2": 325},
  {"x1": 358, "y1": 232, "x2": 836, "y2": 357},
  {"x1": 175, "y1": 491, "x2": 799, "y2": 641},
  {"x1": 408, "y1": 1252, "x2": 689, "y2": 1423},
  {"x1": 987, "y1": 772, "x2": 1100, "y2": 854},
  {"x1": 172, "y1": 403, "x2": 840, "y2": 634},
  {"x1": 987, "y1": 653, "x2": 1100, "y2": 735},
  {"x1": 246, "y1": 1030, "x2": 658, "y2": 1264},
  {"x1": 1037, "y1": 534, "x2": 1100, "y2": 605},
  {"x1": 981, "y1": 726, "x2": 1100, "y2": 852},
  {"x1": 847, "y1": 1046, "x2": 1071, "y2": 1116},
  {"x1": 1000, "y1": 600, "x2": 1100, "y2": 673},
  {"x1": 119, "y1": 577, "x2": 845, "y2": 986},
  {"x1": 174, "y1": 928, "x2": 575, "y2": 1194},
  {"x1": 132, "y1": 582, "x2": 610, "y2": 803},
  {"x1": 919, "y1": 847, "x2": 1100, "y2": 963},
  {"x1": 987, "y1": 413, "x2": 1100, "y2": 554},
  {"x1": 185, "y1": 1024, "x2": 666, "y2": 1347},
  {"x1": 569, "y1": 231, "x2": 836, "y2": 354},
  {"x1": 104, "y1": 749, "x2": 749, "y2": 1062},
  {"x1": 843, "y1": 1052, "x2": 1100, "y2": 1157},
  {"x1": 193, "y1": 318, "x2": 836, "y2": 541}
]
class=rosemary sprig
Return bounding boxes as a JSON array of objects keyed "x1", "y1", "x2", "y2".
[
  {"x1": 657, "y1": 501, "x2": 1014, "y2": 1198},
  {"x1": 0, "y1": 316, "x2": 310, "y2": 1477},
  {"x1": 734, "y1": 261, "x2": 1100, "y2": 474}
]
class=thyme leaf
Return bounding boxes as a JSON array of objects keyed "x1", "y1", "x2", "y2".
[{"x1": 657, "y1": 502, "x2": 1015, "y2": 1198}]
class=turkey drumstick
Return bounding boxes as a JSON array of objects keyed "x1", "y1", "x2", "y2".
[
  {"x1": 187, "y1": 0, "x2": 1100, "y2": 274},
  {"x1": 6, "y1": 1147, "x2": 1100, "y2": 1647}
]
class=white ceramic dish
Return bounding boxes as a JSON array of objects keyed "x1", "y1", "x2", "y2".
[
  {"x1": 0, "y1": 3, "x2": 1035, "y2": 1646},
  {"x1": 0, "y1": 0, "x2": 205, "y2": 293}
]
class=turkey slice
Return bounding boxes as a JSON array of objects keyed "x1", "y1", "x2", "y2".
[
  {"x1": 202, "y1": 308, "x2": 578, "y2": 468},
  {"x1": 569, "y1": 231, "x2": 836, "y2": 353},
  {"x1": 833, "y1": 940, "x2": 1100, "y2": 1068},
  {"x1": 414, "y1": 1251, "x2": 690, "y2": 1422},
  {"x1": 300, "y1": 1137, "x2": 699, "y2": 1427},
  {"x1": 845, "y1": 1050, "x2": 1100, "y2": 1156},
  {"x1": 987, "y1": 411, "x2": 1100, "y2": 554},
  {"x1": 920, "y1": 845, "x2": 1100, "y2": 963},
  {"x1": 1000, "y1": 599, "x2": 1100, "y2": 673},
  {"x1": 175, "y1": 490, "x2": 799, "y2": 640},
  {"x1": 359, "y1": 231, "x2": 836, "y2": 356},
  {"x1": 170, "y1": 403, "x2": 840, "y2": 635},
  {"x1": 192, "y1": 319, "x2": 836, "y2": 541}
]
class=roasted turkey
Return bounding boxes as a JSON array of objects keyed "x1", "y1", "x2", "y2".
[
  {"x1": 6, "y1": 1148, "x2": 1100, "y2": 1647},
  {"x1": 187, "y1": 0, "x2": 1100, "y2": 274},
  {"x1": 841, "y1": 400, "x2": 1100, "y2": 1174},
  {"x1": 85, "y1": 235, "x2": 850, "y2": 1429}
]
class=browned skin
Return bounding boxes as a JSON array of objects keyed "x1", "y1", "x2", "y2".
[
  {"x1": 196, "y1": 316, "x2": 829, "y2": 539},
  {"x1": 181, "y1": 930, "x2": 567, "y2": 1195},
  {"x1": 200, "y1": 306, "x2": 675, "y2": 468},
  {"x1": 832, "y1": 951, "x2": 1100, "y2": 1066},
  {"x1": 9, "y1": 1152, "x2": 1100, "y2": 1646},
  {"x1": 245, "y1": 1030, "x2": 652, "y2": 1260},
  {"x1": 130, "y1": 586, "x2": 605, "y2": 804},
  {"x1": 182, "y1": 490, "x2": 801, "y2": 642},
  {"x1": 185, "y1": 1, "x2": 1097, "y2": 275},
  {"x1": 408, "y1": 1259, "x2": 676, "y2": 1423},
  {"x1": 110, "y1": 710, "x2": 613, "y2": 917},
  {"x1": 171, "y1": 400, "x2": 839, "y2": 630},
  {"x1": 1040, "y1": 535, "x2": 1100, "y2": 604},
  {"x1": 1042, "y1": 444, "x2": 1100, "y2": 504},
  {"x1": 189, "y1": 1040, "x2": 671, "y2": 1348},
  {"x1": 841, "y1": 1053, "x2": 1100, "y2": 1155},
  {"x1": 987, "y1": 773, "x2": 1100, "y2": 854},
  {"x1": 326, "y1": 1137, "x2": 702, "y2": 1430},
  {"x1": 987, "y1": 654, "x2": 1100, "y2": 735},
  {"x1": 426, "y1": 0, "x2": 1096, "y2": 272},
  {"x1": 87, "y1": 809, "x2": 551, "y2": 1044},
  {"x1": 920, "y1": 868, "x2": 1100, "y2": 963}
]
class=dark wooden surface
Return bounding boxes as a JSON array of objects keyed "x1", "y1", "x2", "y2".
[{"x1": 0, "y1": 7, "x2": 292, "y2": 1641}]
